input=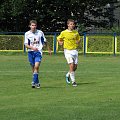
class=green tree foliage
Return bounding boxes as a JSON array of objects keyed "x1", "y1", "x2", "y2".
[{"x1": 0, "y1": 0, "x2": 119, "y2": 32}]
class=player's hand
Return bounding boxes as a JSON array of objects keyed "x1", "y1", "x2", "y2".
[
  {"x1": 76, "y1": 40, "x2": 80, "y2": 44},
  {"x1": 32, "y1": 47, "x2": 38, "y2": 51},
  {"x1": 58, "y1": 40, "x2": 64, "y2": 46},
  {"x1": 48, "y1": 49, "x2": 52, "y2": 55}
]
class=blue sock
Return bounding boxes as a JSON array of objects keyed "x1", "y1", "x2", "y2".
[{"x1": 33, "y1": 73, "x2": 39, "y2": 84}]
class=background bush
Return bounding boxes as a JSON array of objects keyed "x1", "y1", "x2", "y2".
[
  {"x1": 87, "y1": 35, "x2": 113, "y2": 52},
  {"x1": 117, "y1": 36, "x2": 120, "y2": 52},
  {"x1": 0, "y1": 35, "x2": 120, "y2": 53},
  {"x1": 0, "y1": 35, "x2": 23, "y2": 50}
]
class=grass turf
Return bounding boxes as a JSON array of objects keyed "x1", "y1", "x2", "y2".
[{"x1": 0, "y1": 54, "x2": 120, "y2": 120}]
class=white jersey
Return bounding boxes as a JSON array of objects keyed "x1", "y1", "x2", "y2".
[{"x1": 24, "y1": 30, "x2": 46, "y2": 52}]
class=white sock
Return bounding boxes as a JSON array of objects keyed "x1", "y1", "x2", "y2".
[
  {"x1": 70, "y1": 71, "x2": 75, "y2": 83},
  {"x1": 66, "y1": 71, "x2": 70, "y2": 77}
]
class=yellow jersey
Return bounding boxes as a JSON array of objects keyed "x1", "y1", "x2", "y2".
[{"x1": 57, "y1": 29, "x2": 80, "y2": 50}]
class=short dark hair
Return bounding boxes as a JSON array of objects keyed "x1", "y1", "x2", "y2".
[
  {"x1": 29, "y1": 20, "x2": 37, "y2": 25},
  {"x1": 67, "y1": 19, "x2": 75, "y2": 25}
]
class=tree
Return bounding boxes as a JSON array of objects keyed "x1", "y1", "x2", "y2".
[{"x1": 0, "y1": 0, "x2": 119, "y2": 32}]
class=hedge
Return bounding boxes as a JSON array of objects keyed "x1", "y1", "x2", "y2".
[
  {"x1": 0, "y1": 35, "x2": 120, "y2": 54},
  {"x1": 0, "y1": 35, "x2": 24, "y2": 50},
  {"x1": 87, "y1": 36, "x2": 113, "y2": 52}
]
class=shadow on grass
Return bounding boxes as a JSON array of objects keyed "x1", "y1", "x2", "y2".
[
  {"x1": 77, "y1": 82, "x2": 96, "y2": 85},
  {"x1": 41, "y1": 86, "x2": 66, "y2": 89},
  {"x1": 40, "y1": 82, "x2": 96, "y2": 89}
]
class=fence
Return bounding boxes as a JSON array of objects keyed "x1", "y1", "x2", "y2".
[
  {"x1": 83, "y1": 33, "x2": 120, "y2": 56},
  {"x1": 0, "y1": 32, "x2": 120, "y2": 55}
]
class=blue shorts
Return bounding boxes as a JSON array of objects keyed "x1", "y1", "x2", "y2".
[{"x1": 28, "y1": 51, "x2": 42, "y2": 66}]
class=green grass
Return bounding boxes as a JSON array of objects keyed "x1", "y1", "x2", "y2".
[{"x1": 0, "y1": 54, "x2": 120, "y2": 120}]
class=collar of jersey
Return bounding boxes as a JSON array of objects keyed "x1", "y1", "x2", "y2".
[
  {"x1": 66, "y1": 29, "x2": 74, "y2": 32},
  {"x1": 30, "y1": 29, "x2": 38, "y2": 34}
]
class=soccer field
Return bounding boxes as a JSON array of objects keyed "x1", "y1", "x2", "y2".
[{"x1": 0, "y1": 54, "x2": 120, "y2": 120}]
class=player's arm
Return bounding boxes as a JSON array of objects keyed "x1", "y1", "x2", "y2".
[
  {"x1": 42, "y1": 33, "x2": 52, "y2": 55},
  {"x1": 76, "y1": 40, "x2": 80, "y2": 44},
  {"x1": 57, "y1": 32, "x2": 64, "y2": 46},
  {"x1": 25, "y1": 44, "x2": 38, "y2": 51},
  {"x1": 76, "y1": 33, "x2": 80, "y2": 44},
  {"x1": 57, "y1": 38, "x2": 64, "y2": 46},
  {"x1": 44, "y1": 41, "x2": 52, "y2": 55}
]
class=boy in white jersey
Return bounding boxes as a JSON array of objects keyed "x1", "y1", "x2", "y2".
[
  {"x1": 24, "y1": 20, "x2": 51, "y2": 88},
  {"x1": 57, "y1": 19, "x2": 80, "y2": 87}
]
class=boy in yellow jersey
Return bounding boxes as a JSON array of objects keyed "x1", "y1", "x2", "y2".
[{"x1": 57, "y1": 19, "x2": 80, "y2": 87}]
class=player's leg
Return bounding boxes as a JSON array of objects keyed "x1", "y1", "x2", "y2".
[
  {"x1": 69, "y1": 62, "x2": 77, "y2": 86},
  {"x1": 73, "y1": 51, "x2": 78, "y2": 72},
  {"x1": 68, "y1": 53, "x2": 78, "y2": 86},
  {"x1": 66, "y1": 71, "x2": 70, "y2": 83},
  {"x1": 65, "y1": 56, "x2": 76, "y2": 86},
  {"x1": 32, "y1": 66, "x2": 34, "y2": 73},
  {"x1": 64, "y1": 50, "x2": 77, "y2": 86},
  {"x1": 33, "y1": 62, "x2": 41, "y2": 88},
  {"x1": 28, "y1": 51, "x2": 36, "y2": 88},
  {"x1": 64, "y1": 51, "x2": 71, "y2": 83},
  {"x1": 73, "y1": 64, "x2": 77, "y2": 71},
  {"x1": 33, "y1": 52, "x2": 42, "y2": 88},
  {"x1": 65, "y1": 57, "x2": 73, "y2": 84},
  {"x1": 71, "y1": 54, "x2": 78, "y2": 86},
  {"x1": 31, "y1": 66, "x2": 35, "y2": 87}
]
